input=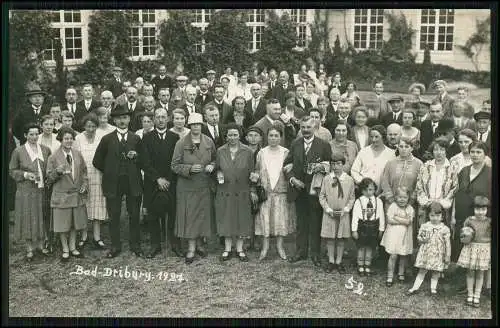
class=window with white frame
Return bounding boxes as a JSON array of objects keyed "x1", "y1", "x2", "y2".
[
  {"x1": 129, "y1": 10, "x2": 157, "y2": 58},
  {"x1": 420, "y1": 9, "x2": 454, "y2": 51},
  {"x1": 290, "y1": 9, "x2": 308, "y2": 47},
  {"x1": 191, "y1": 9, "x2": 214, "y2": 53},
  {"x1": 247, "y1": 9, "x2": 265, "y2": 52},
  {"x1": 353, "y1": 9, "x2": 384, "y2": 50},
  {"x1": 43, "y1": 10, "x2": 84, "y2": 62}
]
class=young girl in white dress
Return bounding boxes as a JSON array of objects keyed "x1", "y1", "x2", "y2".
[
  {"x1": 408, "y1": 202, "x2": 451, "y2": 295},
  {"x1": 381, "y1": 186, "x2": 414, "y2": 286},
  {"x1": 457, "y1": 196, "x2": 491, "y2": 308}
]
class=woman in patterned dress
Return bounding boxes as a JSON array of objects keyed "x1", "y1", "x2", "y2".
[
  {"x1": 254, "y1": 126, "x2": 296, "y2": 261},
  {"x1": 73, "y1": 113, "x2": 107, "y2": 249},
  {"x1": 9, "y1": 123, "x2": 51, "y2": 261}
]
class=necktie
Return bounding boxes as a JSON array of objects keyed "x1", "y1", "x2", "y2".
[
  {"x1": 432, "y1": 122, "x2": 438, "y2": 134},
  {"x1": 253, "y1": 100, "x2": 257, "y2": 112},
  {"x1": 158, "y1": 132, "x2": 165, "y2": 140},
  {"x1": 34, "y1": 107, "x2": 40, "y2": 116},
  {"x1": 120, "y1": 132, "x2": 127, "y2": 144},
  {"x1": 304, "y1": 140, "x2": 312, "y2": 155},
  {"x1": 331, "y1": 176, "x2": 344, "y2": 199},
  {"x1": 366, "y1": 198, "x2": 374, "y2": 219},
  {"x1": 71, "y1": 104, "x2": 74, "y2": 114},
  {"x1": 129, "y1": 103, "x2": 133, "y2": 112},
  {"x1": 393, "y1": 113, "x2": 397, "y2": 121},
  {"x1": 214, "y1": 125, "x2": 219, "y2": 139},
  {"x1": 66, "y1": 154, "x2": 72, "y2": 165},
  {"x1": 479, "y1": 132, "x2": 484, "y2": 141}
]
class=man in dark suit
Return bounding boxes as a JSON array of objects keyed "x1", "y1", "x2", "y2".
[
  {"x1": 244, "y1": 83, "x2": 267, "y2": 126},
  {"x1": 141, "y1": 107, "x2": 181, "y2": 258},
  {"x1": 324, "y1": 87, "x2": 342, "y2": 136},
  {"x1": 74, "y1": 84, "x2": 102, "y2": 131},
  {"x1": 472, "y1": 111, "x2": 491, "y2": 156},
  {"x1": 108, "y1": 66, "x2": 124, "y2": 98},
  {"x1": 271, "y1": 71, "x2": 295, "y2": 107},
  {"x1": 151, "y1": 65, "x2": 174, "y2": 97},
  {"x1": 435, "y1": 119, "x2": 460, "y2": 159},
  {"x1": 386, "y1": 123, "x2": 402, "y2": 151},
  {"x1": 93, "y1": 106, "x2": 144, "y2": 258},
  {"x1": 327, "y1": 72, "x2": 347, "y2": 96},
  {"x1": 180, "y1": 85, "x2": 201, "y2": 119},
  {"x1": 432, "y1": 80, "x2": 455, "y2": 118},
  {"x1": 206, "y1": 70, "x2": 217, "y2": 92},
  {"x1": 364, "y1": 81, "x2": 390, "y2": 121},
  {"x1": 115, "y1": 86, "x2": 144, "y2": 132},
  {"x1": 413, "y1": 100, "x2": 431, "y2": 130},
  {"x1": 206, "y1": 84, "x2": 233, "y2": 124},
  {"x1": 418, "y1": 102, "x2": 452, "y2": 160},
  {"x1": 267, "y1": 69, "x2": 278, "y2": 92},
  {"x1": 284, "y1": 116, "x2": 332, "y2": 266},
  {"x1": 254, "y1": 99, "x2": 297, "y2": 148},
  {"x1": 13, "y1": 85, "x2": 50, "y2": 144},
  {"x1": 195, "y1": 78, "x2": 214, "y2": 110},
  {"x1": 201, "y1": 105, "x2": 227, "y2": 149},
  {"x1": 380, "y1": 95, "x2": 404, "y2": 128}
]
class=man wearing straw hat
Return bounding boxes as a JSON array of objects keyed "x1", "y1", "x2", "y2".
[{"x1": 13, "y1": 84, "x2": 50, "y2": 144}]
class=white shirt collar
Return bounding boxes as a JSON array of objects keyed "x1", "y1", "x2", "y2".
[
  {"x1": 304, "y1": 135, "x2": 315, "y2": 144},
  {"x1": 215, "y1": 99, "x2": 223, "y2": 105},
  {"x1": 117, "y1": 127, "x2": 128, "y2": 135},
  {"x1": 156, "y1": 128, "x2": 167, "y2": 134},
  {"x1": 32, "y1": 104, "x2": 41, "y2": 111},
  {"x1": 127, "y1": 101, "x2": 137, "y2": 108}
]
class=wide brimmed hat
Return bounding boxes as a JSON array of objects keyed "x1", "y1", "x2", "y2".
[
  {"x1": 110, "y1": 106, "x2": 132, "y2": 117},
  {"x1": 206, "y1": 70, "x2": 216, "y2": 75},
  {"x1": 435, "y1": 119, "x2": 455, "y2": 133},
  {"x1": 176, "y1": 75, "x2": 188, "y2": 81},
  {"x1": 388, "y1": 95, "x2": 404, "y2": 103},
  {"x1": 186, "y1": 112, "x2": 204, "y2": 126},
  {"x1": 408, "y1": 82, "x2": 426, "y2": 94},
  {"x1": 419, "y1": 100, "x2": 431, "y2": 107},
  {"x1": 112, "y1": 66, "x2": 123, "y2": 72},
  {"x1": 473, "y1": 111, "x2": 490, "y2": 121},
  {"x1": 432, "y1": 80, "x2": 448, "y2": 89},
  {"x1": 25, "y1": 85, "x2": 47, "y2": 97}
]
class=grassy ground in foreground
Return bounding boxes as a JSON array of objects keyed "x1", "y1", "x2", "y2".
[{"x1": 8, "y1": 210, "x2": 491, "y2": 318}]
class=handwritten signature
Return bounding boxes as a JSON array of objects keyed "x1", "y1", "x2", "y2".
[{"x1": 345, "y1": 276, "x2": 367, "y2": 296}]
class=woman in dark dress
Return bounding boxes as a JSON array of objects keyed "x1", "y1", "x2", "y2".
[{"x1": 451, "y1": 141, "x2": 491, "y2": 263}]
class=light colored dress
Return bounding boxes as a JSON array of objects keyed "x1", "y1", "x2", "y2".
[
  {"x1": 380, "y1": 203, "x2": 414, "y2": 255},
  {"x1": 255, "y1": 146, "x2": 296, "y2": 237},
  {"x1": 414, "y1": 221, "x2": 451, "y2": 272},
  {"x1": 457, "y1": 216, "x2": 491, "y2": 271},
  {"x1": 73, "y1": 133, "x2": 108, "y2": 221},
  {"x1": 351, "y1": 145, "x2": 396, "y2": 187},
  {"x1": 319, "y1": 172, "x2": 355, "y2": 239}
]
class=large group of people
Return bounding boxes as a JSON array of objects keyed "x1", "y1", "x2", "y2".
[{"x1": 9, "y1": 63, "x2": 492, "y2": 308}]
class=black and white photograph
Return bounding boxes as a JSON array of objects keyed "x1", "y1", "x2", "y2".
[{"x1": 5, "y1": 4, "x2": 494, "y2": 320}]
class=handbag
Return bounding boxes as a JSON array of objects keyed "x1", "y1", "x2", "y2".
[{"x1": 255, "y1": 185, "x2": 267, "y2": 203}]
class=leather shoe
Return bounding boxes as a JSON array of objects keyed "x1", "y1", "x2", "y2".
[
  {"x1": 312, "y1": 256, "x2": 322, "y2": 267},
  {"x1": 146, "y1": 248, "x2": 161, "y2": 259},
  {"x1": 325, "y1": 262, "x2": 337, "y2": 273},
  {"x1": 105, "y1": 249, "x2": 121, "y2": 258},
  {"x1": 132, "y1": 249, "x2": 144, "y2": 258},
  {"x1": 195, "y1": 248, "x2": 208, "y2": 258},
  {"x1": 289, "y1": 254, "x2": 307, "y2": 263}
]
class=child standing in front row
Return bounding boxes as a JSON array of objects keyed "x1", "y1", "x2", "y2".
[
  {"x1": 381, "y1": 186, "x2": 414, "y2": 286},
  {"x1": 408, "y1": 202, "x2": 451, "y2": 295},
  {"x1": 457, "y1": 195, "x2": 491, "y2": 308},
  {"x1": 319, "y1": 152, "x2": 356, "y2": 273},
  {"x1": 352, "y1": 178, "x2": 385, "y2": 276}
]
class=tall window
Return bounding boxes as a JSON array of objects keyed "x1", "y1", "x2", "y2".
[
  {"x1": 353, "y1": 9, "x2": 384, "y2": 50},
  {"x1": 291, "y1": 9, "x2": 308, "y2": 47},
  {"x1": 191, "y1": 9, "x2": 214, "y2": 53},
  {"x1": 420, "y1": 9, "x2": 454, "y2": 51},
  {"x1": 247, "y1": 9, "x2": 265, "y2": 52},
  {"x1": 129, "y1": 10, "x2": 157, "y2": 58},
  {"x1": 43, "y1": 10, "x2": 84, "y2": 62}
]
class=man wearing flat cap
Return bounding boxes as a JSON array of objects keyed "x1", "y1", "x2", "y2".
[
  {"x1": 472, "y1": 111, "x2": 491, "y2": 156},
  {"x1": 93, "y1": 105, "x2": 145, "y2": 259},
  {"x1": 380, "y1": 95, "x2": 404, "y2": 127},
  {"x1": 13, "y1": 84, "x2": 50, "y2": 144},
  {"x1": 171, "y1": 75, "x2": 188, "y2": 104},
  {"x1": 432, "y1": 80, "x2": 455, "y2": 118},
  {"x1": 108, "y1": 66, "x2": 124, "y2": 98}
]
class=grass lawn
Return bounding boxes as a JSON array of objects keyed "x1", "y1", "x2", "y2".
[{"x1": 8, "y1": 208, "x2": 492, "y2": 318}]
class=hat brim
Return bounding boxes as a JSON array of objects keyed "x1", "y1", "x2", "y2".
[
  {"x1": 388, "y1": 98, "x2": 403, "y2": 103},
  {"x1": 110, "y1": 111, "x2": 132, "y2": 117},
  {"x1": 26, "y1": 91, "x2": 47, "y2": 97}
]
